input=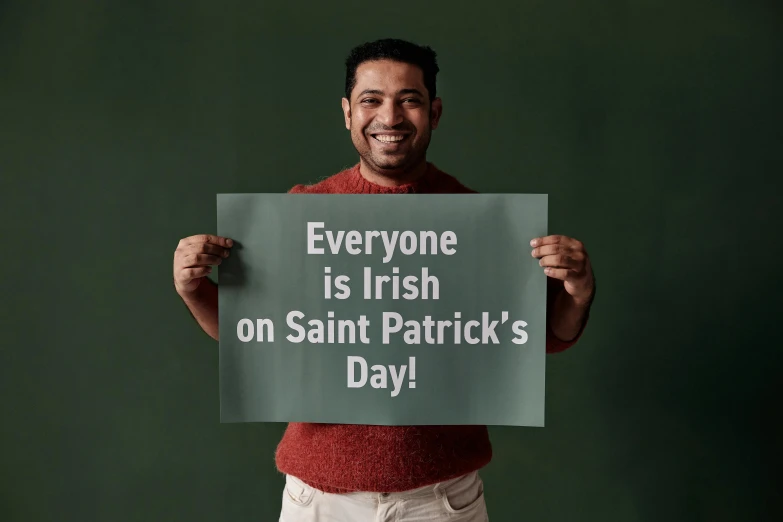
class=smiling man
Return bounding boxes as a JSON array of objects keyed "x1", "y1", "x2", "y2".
[
  {"x1": 172, "y1": 38, "x2": 595, "y2": 522},
  {"x1": 341, "y1": 55, "x2": 439, "y2": 186}
]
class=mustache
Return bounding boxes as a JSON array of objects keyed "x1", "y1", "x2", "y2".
[{"x1": 366, "y1": 124, "x2": 415, "y2": 133}]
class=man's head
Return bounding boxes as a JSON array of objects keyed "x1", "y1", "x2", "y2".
[{"x1": 341, "y1": 39, "x2": 442, "y2": 181}]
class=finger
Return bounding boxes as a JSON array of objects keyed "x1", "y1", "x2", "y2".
[
  {"x1": 530, "y1": 235, "x2": 580, "y2": 249},
  {"x1": 532, "y1": 245, "x2": 585, "y2": 264},
  {"x1": 183, "y1": 242, "x2": 231, "y2": 258},
  {"x1": 531, "y1": 243, "x2": 572, "y2": 259},
  {"x1": 180, "y1": 253, "x2": 224, "y2": 268},
  {"x1": 180, "y1": 234, "x2": 234, "y2": 248},
  {"x1": 539, "y1": 254, "x2": 580, "y2": 270},
  {"x1": 179, "y1": 266, "x2": 212, "y2": 281},
  {"x1": 543, "y1": 266, "x2": 570, "y2": 280}
]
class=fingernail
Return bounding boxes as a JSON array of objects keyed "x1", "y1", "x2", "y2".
[
  {"x1": 226, "y1": 239, "x2": 234, "y2": 247},
  {"x1": 530, "y1": 239, "x2": 538, "y2": 247},
  {"x1": 531, "y1": 249, "x2": 537, "y2": 257}
]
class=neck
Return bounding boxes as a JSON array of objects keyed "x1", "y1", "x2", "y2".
[{"x1": 358, "y1": 158, "x2": 429, "y2": 187}]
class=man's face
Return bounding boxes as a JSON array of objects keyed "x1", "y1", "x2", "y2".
[{"x1": 342, "y1": 59, "x2": 442, "y2": 176}]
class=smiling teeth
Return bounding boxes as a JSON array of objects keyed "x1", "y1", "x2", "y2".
[{"x1": 375, "y1": 135, "x2": 404, "y2": 142}]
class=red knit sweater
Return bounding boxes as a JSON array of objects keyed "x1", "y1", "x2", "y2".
[{"x1": 274, "y1": 162, "x2": 584, "y2": 493}]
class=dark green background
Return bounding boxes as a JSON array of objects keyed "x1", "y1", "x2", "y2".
[{"x1": 1, "y1": 1, "x2": 780, "y2": 521}]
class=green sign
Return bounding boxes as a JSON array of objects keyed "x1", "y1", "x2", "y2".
[{"x1": 217, "y1": 194, "x2": 549, "y2": 426}]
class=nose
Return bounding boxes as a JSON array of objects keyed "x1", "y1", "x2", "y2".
[{"x1": 375, "y1": 100, "x2": 404, "y2": 127}]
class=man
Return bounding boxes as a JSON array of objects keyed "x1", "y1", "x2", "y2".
[{"x1": 172, "y1": 38, "x2": 595, "y2": 522}]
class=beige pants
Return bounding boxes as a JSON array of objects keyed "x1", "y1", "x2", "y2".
[{"x1": 279, "y1": 471, "x2": 489, "y2": 521}]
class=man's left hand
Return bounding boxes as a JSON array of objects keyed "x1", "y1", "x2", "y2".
[{"x1": 531, "y1": 235, "x2": 595, "y2": 306}]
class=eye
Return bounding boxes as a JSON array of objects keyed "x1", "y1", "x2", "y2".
[
  {"x1": 361, "y1": 99, "x2": 379, "y2": 105},
  {"x1": 403, "y1": 98, "x2": 421, "y2": 105}
]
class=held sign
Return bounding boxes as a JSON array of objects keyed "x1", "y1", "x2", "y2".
[{"x1": 217, "y1": 193, "x2": 548, "y2": 426}]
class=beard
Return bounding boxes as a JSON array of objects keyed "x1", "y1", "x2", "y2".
[{"x1": 350, "y1": 121, "x2": 432, "y2": 177}]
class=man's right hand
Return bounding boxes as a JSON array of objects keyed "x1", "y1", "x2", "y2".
[{"x1": 173, "y1": 234, "x2": 233, "y2": 294}]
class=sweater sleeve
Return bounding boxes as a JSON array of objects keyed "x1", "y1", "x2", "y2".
[{"x1": 545, "y1": 277, "x2": 589, "y2": 353}]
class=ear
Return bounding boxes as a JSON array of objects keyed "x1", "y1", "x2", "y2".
[
  {"x1": 430, "y1": 97, "x2": 443, "y2": 130},
  {"x1": 341, "y1": 98, "x2": 351, "y2": 130}
]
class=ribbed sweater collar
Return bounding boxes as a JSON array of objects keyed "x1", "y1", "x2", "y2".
[{"x1": 346, "y1": 162, "x2": 444, "y2": 194}]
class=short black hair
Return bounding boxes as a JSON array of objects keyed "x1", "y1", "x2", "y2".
[{"x1": 344, "y1": 38, "x2": 440, "y2": 101}]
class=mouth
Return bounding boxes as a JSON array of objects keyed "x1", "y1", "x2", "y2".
[{"x1": 370, "y1": 133, "x2": 410, "y2": 144}]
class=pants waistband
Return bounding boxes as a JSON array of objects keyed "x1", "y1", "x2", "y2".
[{"x1": 288, "y1": 471, "x2": 478, "y2": 503}]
